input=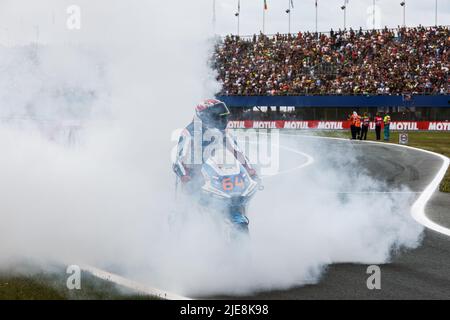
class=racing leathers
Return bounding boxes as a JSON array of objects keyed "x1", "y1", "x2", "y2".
[{"x1": 173, "y1": 118, "x2": 257, "y2": 191}]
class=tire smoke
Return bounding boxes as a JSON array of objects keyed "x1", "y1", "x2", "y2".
[{"x1": 0, "y1": 1, "x2": 423, "y2": 297}]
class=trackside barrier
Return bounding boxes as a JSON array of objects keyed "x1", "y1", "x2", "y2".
[{"x1": 227, "y1": 121, "x2": 450, "y2": 131}]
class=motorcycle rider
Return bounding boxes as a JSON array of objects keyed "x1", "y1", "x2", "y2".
[{"x1": 173, "y1": 99, "x2": 258, "y2": 192}]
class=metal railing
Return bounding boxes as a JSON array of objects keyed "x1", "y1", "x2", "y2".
[
  {"x1": 218, "y1": 92, "x2": 449, "y2": 97},
  {"x1": 221, "y1": 24, "x2": 450, "y2": 41}
]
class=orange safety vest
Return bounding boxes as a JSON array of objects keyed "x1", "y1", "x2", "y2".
[{"x1": 355, "y1": 116, "x2": 361, "y2": 128}]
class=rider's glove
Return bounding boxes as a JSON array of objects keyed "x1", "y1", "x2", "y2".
[
  {"x1": 180, "y1": 175, "x2": 191, "y2": 183},
  {"x1": 247, "y1": 168, "x2": 257, "y2": 178}
]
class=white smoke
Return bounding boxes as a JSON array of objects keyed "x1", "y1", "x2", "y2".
[
  {"x1": 140, "y1": 132, "x2": 424, "y2": 297},
  {"x1": 0, "y1": 0, "x2": 423, "y2": 298}
]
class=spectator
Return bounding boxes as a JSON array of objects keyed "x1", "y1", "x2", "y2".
[{"x1": 214, "y1": 26, "x2": 449, "y2": 96}]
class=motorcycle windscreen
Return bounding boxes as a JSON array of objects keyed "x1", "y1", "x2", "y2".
[{"x1": 204, "y1": 149, "x2": 250, "y2": 196}]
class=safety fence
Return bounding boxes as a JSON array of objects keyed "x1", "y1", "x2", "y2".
[
  {"x1": 218, "y1": 95, "x2": 450, "y2": 108},
  {"x1": 227, "y1": 120, "x2": 450, "y2": 131}
]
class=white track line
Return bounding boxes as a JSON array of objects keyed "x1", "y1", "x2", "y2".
[
  {"x1": 266, "y1": 144, "x2": 315, "y2": 177},
  {"x1": 280, "y1": 133, "x2": 450, "y2": 237},
  {"x1": 80, "y1": 265, "x2": 191, "y2": 300},
  {"x1": 236, "y1": 138, "x2": 315, "y2": 177}
]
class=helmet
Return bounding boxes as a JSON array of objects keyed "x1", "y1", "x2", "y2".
[{"x1": 195, "y1": 99, "x2": 230, "y2": 130}]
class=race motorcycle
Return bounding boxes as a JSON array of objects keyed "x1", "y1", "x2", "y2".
[
  {"x1": 198, "y1": 148, "x2": 260, "y2": 237},
  {"x1": 172, "y1": 148, "x2": 261, "y2": 240}
]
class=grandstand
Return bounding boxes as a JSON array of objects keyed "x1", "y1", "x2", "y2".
[{"x1": 214, "y1": 26, "x2": 449, "y2": 122}]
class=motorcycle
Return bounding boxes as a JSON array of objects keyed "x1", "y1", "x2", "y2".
[
  {"x1": 198, "y1": 148, "x2": 260, "y2": 237},
  {"x1": 172, "y1": 148, "x2": 261, "y2": 240}
]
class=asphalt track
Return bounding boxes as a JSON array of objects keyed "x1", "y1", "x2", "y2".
[
  {"x1": 216, "y1": 133, "x2": 450, "y2": 300},
  {"x1": 84, "y1": 133, "x2": 450, "y2": 300}
]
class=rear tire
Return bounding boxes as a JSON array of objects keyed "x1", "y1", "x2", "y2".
[{"x1": 230, "y1": 217, "x2": 250, "y2": 242}]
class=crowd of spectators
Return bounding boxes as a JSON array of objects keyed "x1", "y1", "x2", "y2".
[{"x1": 213, "y1": 26, "x2": 449, "y2": 96}]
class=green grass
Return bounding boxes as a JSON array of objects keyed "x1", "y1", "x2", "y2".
[
  {"x1": 0, "y1": 273, "x2": 65, "y2": 300},
  {"x1": 0, "y1": 270, "x2": 159, "y2": 300},
  {"x1": 308, "y1": 130, "x2": 450, "y2": 193}
]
